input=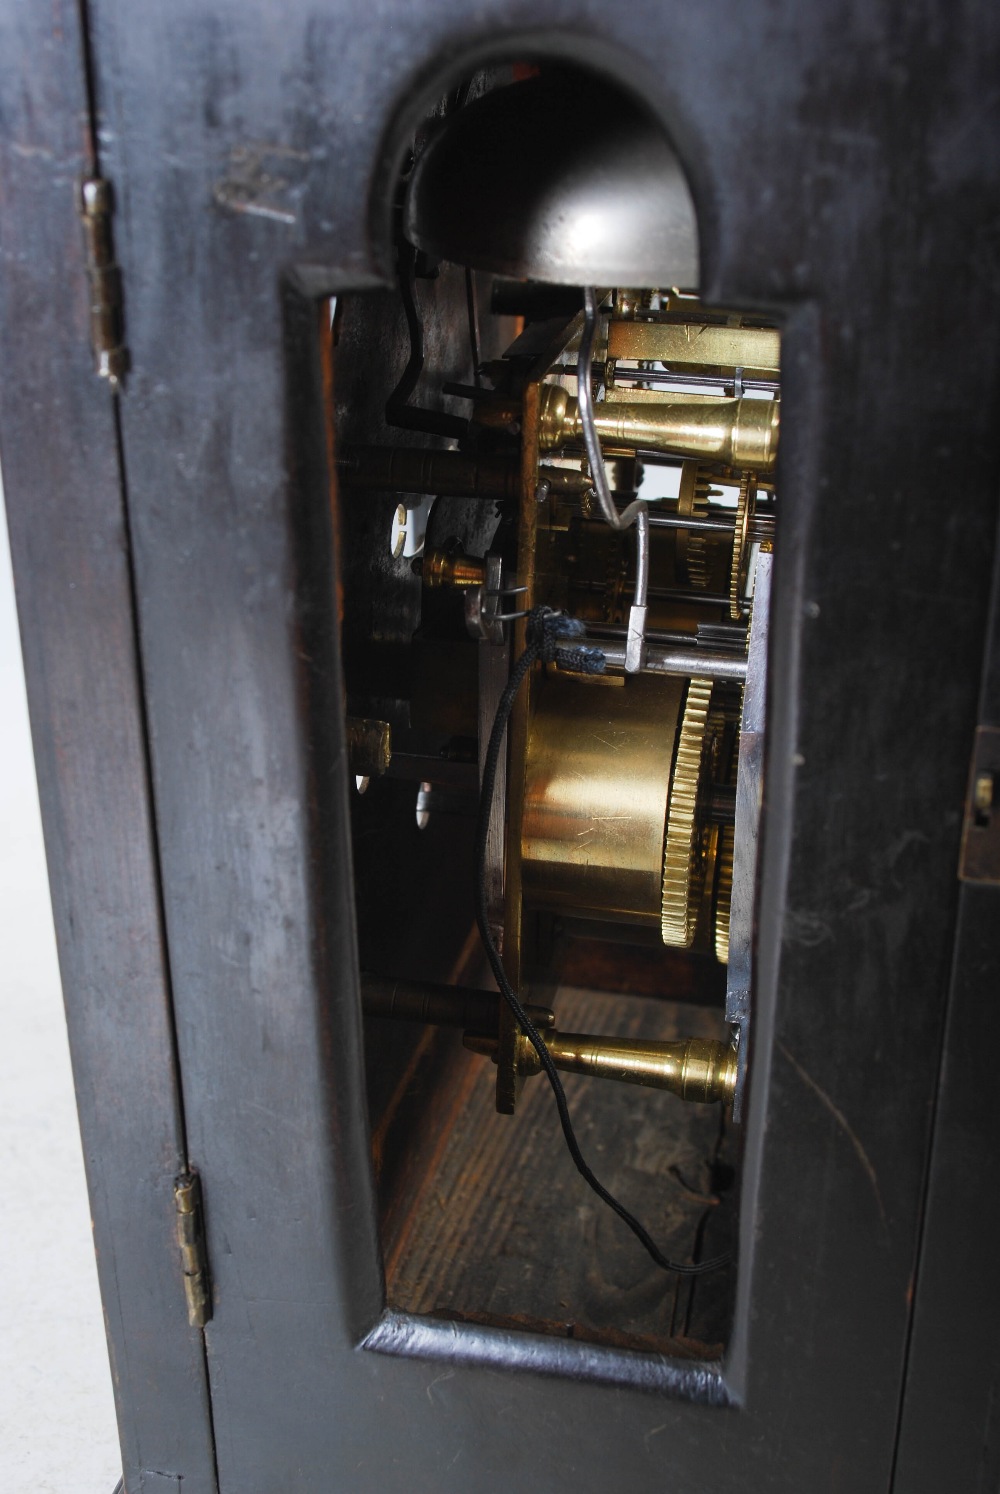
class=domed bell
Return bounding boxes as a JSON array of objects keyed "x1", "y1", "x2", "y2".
[{"x1": 405, "y1": 72, "x2": 699, "y2": 289}]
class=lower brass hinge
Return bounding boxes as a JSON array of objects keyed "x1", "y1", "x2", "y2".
[
  {"x1": 959, "y1": 726, "x2": 1000, "y2": 885},
  {"x1": 174, "y1": 1171, "x2": 212, "y2": 1328},
  {"x1": 79, "y1": 176, "x2": 128, "y2": 387}
]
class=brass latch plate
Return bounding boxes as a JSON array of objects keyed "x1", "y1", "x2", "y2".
[{"x1": 959, "y1": 726, "x2": 1000, "y2": 884}]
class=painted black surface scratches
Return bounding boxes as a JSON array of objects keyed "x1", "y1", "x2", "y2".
[{"x1": 12, "y1": 0, "x2": 1000, "y2": 1488}]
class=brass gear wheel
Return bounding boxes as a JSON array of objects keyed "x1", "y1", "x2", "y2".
[
  {"x1": 729, "y1": 471, "x2": 757, "y2": 620},
  {"x1": 661, "y1": 678, "x2": 714, "y2": 948},
  {"x1": 713, "y1": 689, "x2": 743, "y2": 963},
  {"x1": 677, "y1": 461, "x2": 711, "y2": 590},
  {"x1": 714, "y1": 826, "x2": 734, "y2": 964}
]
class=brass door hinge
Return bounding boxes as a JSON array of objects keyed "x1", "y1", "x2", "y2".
[
  {"x1": 174, "y1": 1171, "x2": 212, "y2": 1328},
  {"x1": 959, "y1": 725, "x2": 1000, "y2": 884},
  {"x1": 79, "y1": 176, "x2": 128, "y2": 387}
]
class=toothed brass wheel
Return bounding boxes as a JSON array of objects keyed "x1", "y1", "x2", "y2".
[
  {"x1": 714, "y1": 825, "x2": 734, "y2": 964},
  {"x1": 729, "y1": 471, "x2": 756, "y2": 620},
  {"x1": 677, "y1": 461, "x2": 711, "y2": 591},
  {"x1": 661, "y1": 678, "x2": 714, "y2": 947}
]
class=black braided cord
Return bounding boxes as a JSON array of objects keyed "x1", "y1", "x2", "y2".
[{"x1": 474, "y1": 607, "x2": 731, "y2": 1278}]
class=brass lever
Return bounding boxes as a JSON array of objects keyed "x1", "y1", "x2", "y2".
[{"x1": 464, "y1": 1028, "x2": 736, "y2": 1105}]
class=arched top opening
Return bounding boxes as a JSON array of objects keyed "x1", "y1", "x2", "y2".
[{"x1": 404, "y1": 65, "x2": 699, "y2": 290}]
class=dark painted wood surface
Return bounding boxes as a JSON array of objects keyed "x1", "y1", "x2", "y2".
[
  {"x1": 91, "y1": 3, "x2": 1000, "y2": 1490},
  {"x1": 0, "y1": 2, "x2": 217, "y2": 1489},
  {"x1": 891, "y1": 510, "x2": 1000, "y2": 1493},
  {"x1": 6, "y1": 0, "x2": 999, "y2": 1487}
]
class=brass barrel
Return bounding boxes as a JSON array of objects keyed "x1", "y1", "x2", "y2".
[
  {"x1": 521, "y1": 673, "x2": 684, "y2": 927},
  {"x1": 538, "y1": 385, "x2": 779, "y2": 473},
  {"x1": 420, "y1": 549, "x2": 486, "y2": 590}
]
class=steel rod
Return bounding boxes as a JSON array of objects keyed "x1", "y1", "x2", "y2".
[
  {"x1": 361, "y1": 975, "x2": 500, "y2": 1032},
  {"x1": 553, "y1": 361, "x2": 780, "y2": 394},
  {"x1": 588, "y1": 623, "x2": 747, "y2": 647},
  {"x1": 599, "y1": 642, "x2": 748, "y2": 682},
  {"x1": 647, "y1": 510, "x2": 776, "y2": 539}
]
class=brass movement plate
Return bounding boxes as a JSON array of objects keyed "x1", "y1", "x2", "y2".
[{"x1": 607, "y1": 319, "x2": 781, "y2": 378}]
